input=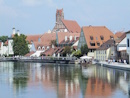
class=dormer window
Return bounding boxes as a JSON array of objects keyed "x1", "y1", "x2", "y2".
[
  {"x1": 47, "y1": 46, "x2": 50, "y2": 49},
  {"x1": 100, "y1": 36, "x2": 104, "y2": 40},
  {"x1": 38, "y1": 46, "x2": 41, "y2": 50},
  {"x1": 42, "y1": 46, "x2": 45, "y2": 50},
  {"x1": 90, "y1": 41, "x2": 95, "y2": 46},
  {"x1": 90, "y1": 36, "x2": 93, "y2": 40}
]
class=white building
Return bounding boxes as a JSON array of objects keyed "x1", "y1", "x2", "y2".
[{"x1": 126, "y1": 31, "x2": 130, "y2": 63}]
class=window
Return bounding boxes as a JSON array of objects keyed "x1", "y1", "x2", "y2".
[
  {"x1": 96, "y1": 37, "x2": 98, "y2": 40},
  {"x1": 38, "y1": 46, "x2": 41, "y2": 50},
  {"x1": 90, "y1": 36, "x2": 93, "y2": 40},
  {"x1": 127, "y1": 39, "x2": 129, "y2": 47},
  {"x1": 97, "y1": 42, "x2": 100, "y2": 46},
  {"x1": 100, "y1": 36, "x2": 104, "y2": 40}
]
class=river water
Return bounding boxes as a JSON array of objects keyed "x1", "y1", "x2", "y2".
[{"x1": 0, "y1": 62, "x2": 130, "y2": 98}]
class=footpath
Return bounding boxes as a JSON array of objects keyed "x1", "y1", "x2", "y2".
[{"x1": 96, "y1": 61, "x2": 130, "y2": 71}]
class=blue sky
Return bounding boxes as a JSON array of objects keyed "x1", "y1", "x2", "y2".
[{"x1": 0, "y1": 0, "x2": 130, "y2": 36}]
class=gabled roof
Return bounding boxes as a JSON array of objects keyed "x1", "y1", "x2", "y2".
[
  {"x1": 82, "y1": 26, "x2": 117, "y2": 49},
  {"x1": 0, "y1": 42, "x2": 2, "y2": 47},
  {"x1": 115, "y1": 33, "x2": 126, "y2": 43},
  {"x1": 4, "y1": 40, "x2": 8, "y2": 45},
  {"x1": 97, "y1": 39, "x2": 115, "y2": 50},
  {"x1": 26, "y1": 34, "x2": 42, "y2": 43},
  {"x1": 61, "y1": 19, "x2": 81, "y2": 33},
  {"x1": 40, "y1": 33, "x2": 56, "y2": 45},
  {"x1": 115, "y1": 32, "x2": 124, "y2": 38}
]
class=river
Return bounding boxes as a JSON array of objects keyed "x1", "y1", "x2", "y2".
[{"x1": 0, "y1": 62, "x2": 130, "y2": 98}]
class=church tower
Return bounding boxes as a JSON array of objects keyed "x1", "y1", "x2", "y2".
[
  {"x1": 52, "y1": 9, "x2": 65, "y2": 32},
  {"x1": 56, "y1": 8, "x2": 64, "y2": 25}
]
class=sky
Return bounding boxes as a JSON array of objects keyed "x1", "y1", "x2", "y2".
[{"x1": 0, "y1": 0, "x2": 130, "y2": 36}]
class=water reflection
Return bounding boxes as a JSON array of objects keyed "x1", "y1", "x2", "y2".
[{"x1": 0, "y1": 62, "x2": 130, "y2": 98}]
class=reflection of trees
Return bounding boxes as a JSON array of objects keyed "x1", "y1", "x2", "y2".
[{"x1": 13, "y1": 62, "x2": 29, "y2": 93}]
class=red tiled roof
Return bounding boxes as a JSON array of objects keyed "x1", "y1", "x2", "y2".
[
  {"x1": 115, "y1": 33, "x2": 126, "y2": 43},
  {"x1": 83, "y1": 26, "x2": 117, "y2": 49},
  {"x1": 40, "y1": 33, "x2": 56, "y2": 45},
  {"x1": 4, "y1": 40, "x2": 8, "y2": 45},
  {"x1": 0, "y1": 42, "x2": 2, "y2": 47},
  {"x1": 43, "y1": 48, "x2": 55, "y2": 56},
  {"x1": 61, "y1": 19, "x2": 81, "y2": 33},
  {"x1": 26, "y1": 34, "x2": 42, "y2": 43},
  {"x1": 115, "y1": 32, "x2": 124, "y2": 38},
  {"x1": 58, "y1": 32, "x2": 80, "y2": 43},
  {"x1": 25, "y1": 51, "x2": 35, "y2": 57}
]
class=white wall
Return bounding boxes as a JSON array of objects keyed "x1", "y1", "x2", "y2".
[{"x1": 117, "y1": 37, "x2": 126, "y2": 51}]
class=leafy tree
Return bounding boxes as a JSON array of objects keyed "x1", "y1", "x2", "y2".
[
  {"x1": 50, "y1": 40, "x2": 57, "y2": 46},
  {"x1": 73, "y1": 50, "x2": 81, "y2": 58},
  {"x1": 13, "y1": 34, "x2": 29, "y2": 56},
  {"x1": 80, "y1": 44, "x2": 89, "y2": 55},
  {"x1": 0, "y1": 36, "x2": 8, "y2": 43},
  {"x1": 63, "y1": 46, "x2": 72, "y2": 56}
]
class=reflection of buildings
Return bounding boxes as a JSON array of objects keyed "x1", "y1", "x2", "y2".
[
  {"x1": 86, "y1": 78, "x2": 112, "y2": 97},
  {"x1": 1, "y1": 62, "x2": 130, "y2": 98}
]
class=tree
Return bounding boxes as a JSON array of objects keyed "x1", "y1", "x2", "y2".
[
  {"x1": 80, "y1": 44, "x2": 89, "y2": 55},
  {"x1": 0, "y1": 36, "x2": 8, "y2": 43},
  {"x1": 13, "y1": 34, "x2": 29, "y2": 56},
  {"x1": 73, "y1": 50, "x2": 81, "y2": 58},
  {"x1": 50, "y1": 40, "x2": 57, "y2": 46},
  {"x1": 63, "y1": 46, "x2": 72, "y2": 56}
]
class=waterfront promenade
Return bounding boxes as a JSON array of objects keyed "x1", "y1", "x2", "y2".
[{"x1": 97, "y1": 61, "x2": 130, "y2": 71}]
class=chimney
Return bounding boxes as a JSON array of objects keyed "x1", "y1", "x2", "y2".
[
  {"x1": 65, "y1": 36, "x2": 67, "y2": 41},
  {"x1": 69, "y1": 36, "x2": 72, "y2": 41},
  {"x1": 12, "y1": 28, "x2": 16, "y2": 34},
  {"x1": 74, "y1": 36, "x2": 77, "y2": 40},
  {"x1": 17, "y1": 30, "x2": 20, "y2": 36}
]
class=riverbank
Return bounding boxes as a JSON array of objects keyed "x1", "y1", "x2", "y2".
[
  {"x1": 0, "y1": 57, "x2": 77, "y2": 64},
  {"x1": 96, "y1": 61, "x2": 130, "y2": 71}
]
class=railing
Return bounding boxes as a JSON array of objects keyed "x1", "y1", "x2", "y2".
[{"x1": 0, "y1": 56, "x2": 77, "y2": 61}]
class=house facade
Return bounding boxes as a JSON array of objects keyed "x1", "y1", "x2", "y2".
[
  {"x1": 95, "y1": 39, "x2": 117, "y2": 61},
  {"x1": 78, "y1": 26, "x2": 116, "y2": 57},
  {"x1": 126, "y1": 31, "x2": 130, "y2": 63},
  {"x1": 0, "y1": 38, "x2": 14, "y2": 56}
]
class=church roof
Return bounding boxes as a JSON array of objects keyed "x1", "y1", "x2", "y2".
[{"x1": 61, "y1": 19, "x2": 81, "y2": 33}]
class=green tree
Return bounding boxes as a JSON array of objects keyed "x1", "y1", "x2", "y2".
[
  {"x1": 13, "y1": 34, "x2": 29, "y2": 56},
  {"x1": 73, "y1": 50, "x2": 81, "y2": 58},
  {"x1": 0, "y1": 36, "x2": 8, "y2": 43},
  {"x1": 80, "y1": 44, "x2": 89, "y2": 55},
  {"x1": 63, "y1": 46, "x2": 72, "y2": 56},
  {"x1": 50, "y1": 40, "x2": 57, "y2": 46}
]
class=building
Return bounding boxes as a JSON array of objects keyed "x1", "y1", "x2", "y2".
[
  {"x1": 95, "y1": 39, "x2": 117, "y2": 61},
  {"x1": 42, "y1": 32, "x2": 80, "y2": 57},
  {"x1": 0, "y1": 37, "x2": 14, "y2": 56},
  {"x1": 126, "y1": 31, "x2": 130, "y2": 63},
  {"x1": 52, "y1": 9, "x2": 81, "y2": 33},
  {"x1": 78, "y1": 26, "x2": 116, "y2": 57},
  {"x1": 116, "y1": 33, "x2": 128, "y2": 61}
]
